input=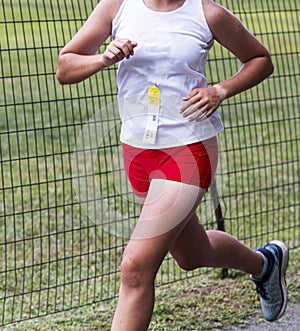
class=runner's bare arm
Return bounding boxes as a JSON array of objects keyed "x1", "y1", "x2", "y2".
[
  {"x1": 56, "y1": 0, "x2": 137, "y2": 84},
  {"x1": 204, "y1": 0, "x2": 274, "y2": 98}
]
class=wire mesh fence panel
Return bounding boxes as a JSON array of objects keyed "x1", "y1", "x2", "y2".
[
  {"x1": 0, "y1": 0, "x2": 299, "y2": 326},
  {"x1": 207, "y1": 0, "x2": 300, "y2": 251}
]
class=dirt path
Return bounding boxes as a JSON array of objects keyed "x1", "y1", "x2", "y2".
[{"x1": 223, "y1": 303, "x2": 300, "y2": 331}]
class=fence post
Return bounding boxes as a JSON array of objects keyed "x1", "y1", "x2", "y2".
[{"x1": 210, "y1": 177, "x2": 228, "y2": 278}]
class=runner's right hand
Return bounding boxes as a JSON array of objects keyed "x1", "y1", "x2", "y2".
[{"x1": 102, "y1": 38, "x2": 138, "y2": 67}]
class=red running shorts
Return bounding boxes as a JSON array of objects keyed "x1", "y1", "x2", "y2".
[{"x1": 122, "y1": 137, "x2": 218, "y2": 197}]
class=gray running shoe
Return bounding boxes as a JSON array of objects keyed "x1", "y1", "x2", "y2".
[{"x1": 250, "y1": 240, "x2": 289, "y2": 321}]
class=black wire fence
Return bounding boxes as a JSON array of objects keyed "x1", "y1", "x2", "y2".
[{"x1": 1, "y1": 0, "x2": 299, "y2": 326}]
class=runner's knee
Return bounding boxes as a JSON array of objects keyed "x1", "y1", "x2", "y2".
[
  {"x1": 120, "y1": 253, "x2": 155, "y2": 288},
  {"x1": 175, "y1": 258, "x2": 199, "y2": 271}
]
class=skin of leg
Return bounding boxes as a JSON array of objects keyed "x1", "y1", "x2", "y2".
[
  {"x1": 111, "y1": 179, "x2": 205, "y2": 331},
  {"x1": 170, "y1": 212, "x2": 264, "y2": 276}
]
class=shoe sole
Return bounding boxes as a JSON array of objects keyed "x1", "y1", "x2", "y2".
[{"x1": 270, "y1": 240, "x2": 289, "y2": 320}]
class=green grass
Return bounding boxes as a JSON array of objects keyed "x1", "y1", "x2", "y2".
[{"x1": 1, "y1": 0, "x2": 300, "y2": 328}]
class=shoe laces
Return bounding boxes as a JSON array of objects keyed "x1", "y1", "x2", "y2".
[{"x1": 254, "y1": 280, "x2": 270, "y2": 300}]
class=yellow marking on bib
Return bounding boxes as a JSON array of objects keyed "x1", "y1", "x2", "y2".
[{"x1": 148, "y1": 86, "x2": 160, "y2": 106}]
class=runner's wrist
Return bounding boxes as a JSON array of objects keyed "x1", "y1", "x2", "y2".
[{"x1": 213, "y1": 84, "x2": 227, "y2": 101}]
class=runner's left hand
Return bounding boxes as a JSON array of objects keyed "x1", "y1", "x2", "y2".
[{"x1": 180, "y1": 86, "x2": 224, "y2": 122}]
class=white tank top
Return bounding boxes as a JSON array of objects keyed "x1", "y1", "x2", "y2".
[{"x1": 112, "y1": 0, "x2": 224, "y2": 148}]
